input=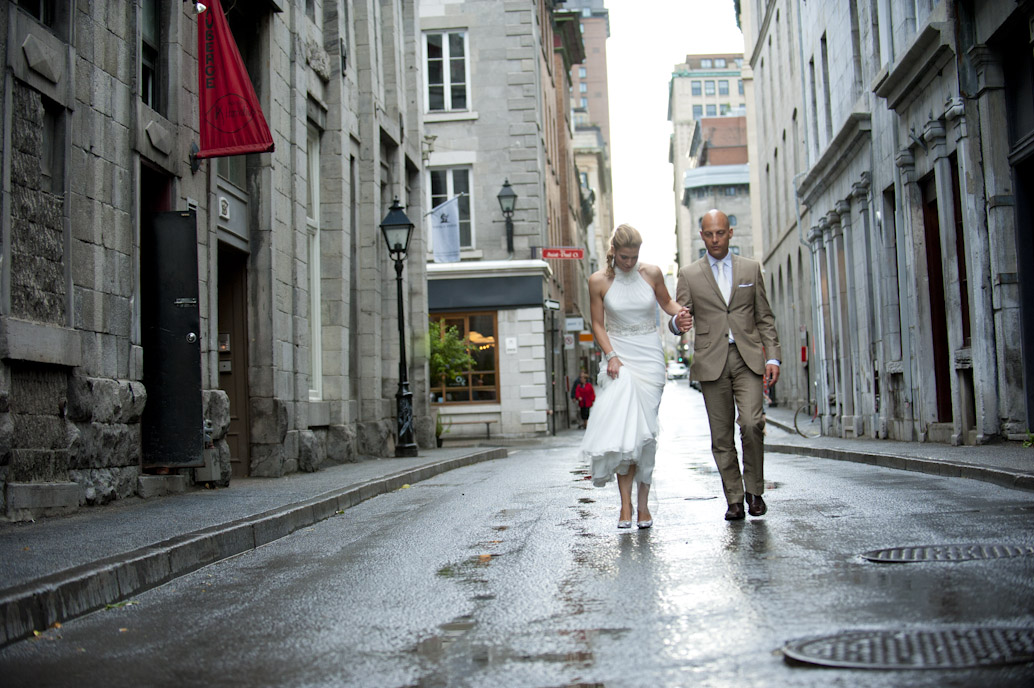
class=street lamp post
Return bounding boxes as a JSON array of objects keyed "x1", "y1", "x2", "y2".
[
  {"x1": 497, "y1": 179, "x2": 518, "y2": 256},
  {"x1": 380, "y1": 198, "x2": 419, "y2": 457}
]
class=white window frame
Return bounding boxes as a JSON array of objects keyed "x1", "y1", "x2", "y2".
[
  {"x1": 423, "y1": 31, "x2": 470, "y2": 113},
  {"x1": 427, "y1": 166, "x2": 474, "y2": 250},
  {"x1": 307, "y1": 124, "x2": 323, "y2": 400}
]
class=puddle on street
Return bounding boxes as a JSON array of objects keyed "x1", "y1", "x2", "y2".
[
  {"x1": 412, "y1": 616, "x2": 617, "y2": 684},
  {"x1": 436, "y1": 554, "x2": 501, "y2": 579}
]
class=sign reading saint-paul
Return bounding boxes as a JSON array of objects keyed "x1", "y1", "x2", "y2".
[{"x1": 195, "y1": 0, "x2": 274, "y2": 158}]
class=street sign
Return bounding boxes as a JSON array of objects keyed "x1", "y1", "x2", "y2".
[
  {"x1": 543, "y1": 298, "x2": 560, "y2": 311},
  {"x1": 563, "y1": 334, "x2": 575, "y2": 350},
  {"x1": 541, "y1": 247, "x2": 585, "y2": 260},
  {"x1": 565, "y1": 316, "x2": 584, "y2": 331}
]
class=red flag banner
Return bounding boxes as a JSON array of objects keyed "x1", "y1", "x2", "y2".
[{"x1": 195, "y1": 0, "x2": 274, "y2": 159}]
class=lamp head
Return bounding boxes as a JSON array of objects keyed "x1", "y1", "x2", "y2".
[
  {"x1": 380, "y1": 197, "x2": 415, "y2": 258},
  {"x1": 497, "y1": 179, "x2": 518, "y2": 216}
]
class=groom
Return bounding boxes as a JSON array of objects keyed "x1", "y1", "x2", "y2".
[{"x1": 671, "y1": 209, "x2": 781, "y2": 520}]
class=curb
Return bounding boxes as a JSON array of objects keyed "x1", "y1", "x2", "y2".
[
  {"x1": 0, "y1": 448, "x2": 507, "y2": 648},
  {"x1": 766, "y1": 442, "x2": 1034, "y2": 494}
]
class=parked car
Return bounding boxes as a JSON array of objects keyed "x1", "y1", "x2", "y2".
[{"x1": 666, "y1": 361, "x2": 688, "y2": 380}]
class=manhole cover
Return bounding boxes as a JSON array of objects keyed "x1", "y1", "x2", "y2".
[
  {"x1": 783, "y1": 627, "x2": 1034, "y2": 669},
  {"x1": 861, "y1": 544, "x2": 1034, "y2": 563}
]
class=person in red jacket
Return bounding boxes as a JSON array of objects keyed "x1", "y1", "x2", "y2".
[{"x1": 572, "y1": 370, "x2": 595, "y2": 429}]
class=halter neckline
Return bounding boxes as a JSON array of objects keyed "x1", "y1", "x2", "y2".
[{"x1": 614, "y1": 262, "x2": 640, "y2": 283}]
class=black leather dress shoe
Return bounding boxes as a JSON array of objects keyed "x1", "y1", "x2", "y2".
[
  {"x1": 746, "y1": 492, "x2": 767, "y2": 517},
  {"x1": 724, "y1": 502, "x2": 745, "y2": 520}
]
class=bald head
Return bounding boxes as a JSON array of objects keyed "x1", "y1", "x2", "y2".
[
  {"x1": 702, "y1": 209, "x2": 730, "y2": 231},
  {"x1": 699, "y1": 209, "x2": 733, "y2": 260}
]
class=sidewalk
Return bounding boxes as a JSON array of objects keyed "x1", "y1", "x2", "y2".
[
  {"x1": 763, "y1": 405, "x2": 1034, "y2": 492},
  {"x1": 0, "y1": 445, "x2": 507, "y2": 648}
]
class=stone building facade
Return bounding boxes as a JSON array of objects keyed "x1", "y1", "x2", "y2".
[
  {"x1": 0, "y1": 0, "x2": 427, "y2": 520},
  {"x1": 740, "y1": 0, "x2": 815, "y2": 416},
  {"x1": 420, "y1": 0, "x2": 586, "y2": 439},
  {"x1": 741, "y1": 0, "x2": 1034, "y2": 444}
]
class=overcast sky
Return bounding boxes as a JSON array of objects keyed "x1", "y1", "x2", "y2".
[{"x1": 605, "y1": 1, "x2": 745, "y2": 270}]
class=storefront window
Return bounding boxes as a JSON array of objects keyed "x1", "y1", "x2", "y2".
[{"x1": 429, "y1": 312, "x2": 499, "y2": 404}]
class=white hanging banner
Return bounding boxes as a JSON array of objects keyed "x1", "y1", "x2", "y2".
[{"x1": 430, "y1": 196, "x2": 461, "y2": 263}]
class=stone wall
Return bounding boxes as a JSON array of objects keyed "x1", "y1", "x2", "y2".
[{"x1": 10, "y1": 83, "x2": 65, "y2": 325}]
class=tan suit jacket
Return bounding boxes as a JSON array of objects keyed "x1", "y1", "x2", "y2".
[{"x1": 675, "y1": 254, "x2": 781, "y2": 382}]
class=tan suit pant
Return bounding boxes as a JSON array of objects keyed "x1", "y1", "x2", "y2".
[{"x1": 699, "y1": 344, "x2": 766, "y2": 504}]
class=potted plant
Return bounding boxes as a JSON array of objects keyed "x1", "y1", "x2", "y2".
[
  {"x1": 428, "y1": 321, "x2": 473, "y2": 447},
  {"x1": 434, "y1": 411, "x2": 451, "y2": 447}
]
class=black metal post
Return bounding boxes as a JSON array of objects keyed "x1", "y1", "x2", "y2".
[
  {"x1": 393, "y1": 256, "x2": 418, "y2": 457},
  {"x1": 504, "y1": 213, "x2": 514, "y2": 255},
  {"x1": 550, "y1": 309, "x2": 556, "y2": 436}
]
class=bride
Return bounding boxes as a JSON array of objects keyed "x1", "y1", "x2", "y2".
[{"x1": 579, "y1": 224, "x2": 689, "y2": 529}]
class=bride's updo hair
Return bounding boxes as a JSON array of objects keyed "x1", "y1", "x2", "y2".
[{"x1": 605, "y1": 224, "x2": 643, "y2": 278}]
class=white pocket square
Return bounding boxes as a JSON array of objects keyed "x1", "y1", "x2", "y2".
[{"x1": 738, "y1": 282, "x2": 753, "y2": 287}]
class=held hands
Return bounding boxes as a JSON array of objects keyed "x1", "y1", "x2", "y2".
[{"x1": 674, "y1": 307, "x2": 693, "y2": 332}]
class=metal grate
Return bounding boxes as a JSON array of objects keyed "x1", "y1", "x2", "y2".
[
  {"x1": 861, "y1": 544, "x2": 1034, "y2": 563},
  {"x1": 783, "y1": 627, "x2": 1034, "y2": 669}
]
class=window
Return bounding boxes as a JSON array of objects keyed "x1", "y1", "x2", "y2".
[
  {"x1": 691, "y1": 80, "x2": 702, "y2": 96},
  {"x1": 429, "y1": 168, "x2": 472, "y2": 248},
  {"x1": 579, "y1": 82, "x2": 587, "y2": 93},
  {"x1": 735, "y1": 58, "x2": 743, "y2": 68},
  {"x1": 429, "y1": 312, "x2": 499, "y2": 403},
  {"x1": 17, "y1": 0, "x2": 54, "y2": 26},
  {"x1": 720, "y1": 103, "x2": 731, "y2": 115},
  {"x1": 41, "y1": 97, "x2": 65, "y2": 195},
  {"x1": 692, "y1": 104, "x2": 703, "y2": 118},
  {"x1": 704, "y1": 80, "x2": 715, "y2": 95},
  {"x1": 715, "y1": 58, "x2": 726, "y2": 67},
  {"x1": 726, "y1": 186, "x2": 737, "y2": 195},
  {"x1": 701, "y1": 58, "x2": 712, "y2": 68},
  {"x1": 425, "y1": 31, "x2": 468, "y2": 112},
  {"x1": 580, "y1": 97, "x2": 588, "y2": 108},
  {"x1": 706, "y1": 104, "x2": 717, "y2": 117},
  {"x1": 217, "y1": 155, "x2": 246, "y2": 189},
  {"x1": 718, "y1": 80, "x2": 729, "y2": 95},
  {"x1": 141, "y1": 0, "x2": 162, "y2": 112},
  {"x1": 579, "y1": 66, "x2": 587, "y2": 78},
  {"x1": 307, "y1": 125, "x2": 323, "y2": 399},
  {"x1": 728, "y1": 214, "x2": 737, "y2": 226},
  {"x1": 738, "y1": 79, "x2": 744, "y2": 95}
]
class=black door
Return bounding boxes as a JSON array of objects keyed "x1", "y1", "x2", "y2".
[{"x1": 141, "y1": 210, "x2": 204, "y2": 468}]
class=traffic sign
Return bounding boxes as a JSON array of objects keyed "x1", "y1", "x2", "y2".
[{"x1": 543, "y1": 298, "x2": 560, "y2": 311}]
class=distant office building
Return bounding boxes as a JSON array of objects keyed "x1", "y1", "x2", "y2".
[{"x1": 669, "y1": 54, "x2": 749, "y2": 270}]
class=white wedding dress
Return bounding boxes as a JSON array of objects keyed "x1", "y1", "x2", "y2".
[{"x1": 579, "y1": 263, "x2": 665, "y2": 487}]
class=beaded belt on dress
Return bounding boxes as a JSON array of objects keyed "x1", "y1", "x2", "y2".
[{"x1": 608, "y1": 321, "x2": 656, "y2": 336}]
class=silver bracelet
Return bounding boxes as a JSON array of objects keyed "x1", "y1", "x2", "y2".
[{"x1": 604, "y1": 351, "x2": 618, "y2": 362}]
